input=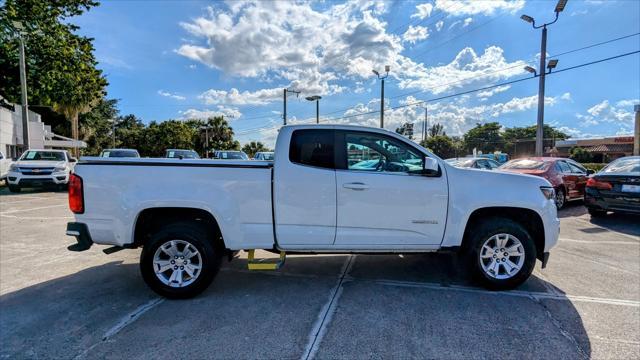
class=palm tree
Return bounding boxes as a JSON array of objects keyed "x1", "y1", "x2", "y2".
[
  {"x1": 202, "y1": 116, "x2": 240, "y2": 155},
  {"x1": 242, "y1": 141, "x2": 268, "y2": 158}
]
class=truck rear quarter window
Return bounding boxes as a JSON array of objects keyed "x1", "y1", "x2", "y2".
[{"x1": 289, "y1": 129, "x2": 335, "y2": 169}]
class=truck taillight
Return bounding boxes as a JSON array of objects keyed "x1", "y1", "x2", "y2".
[
  {"x1": 69, "y1": 173, "x2": 84, "y2": 214},
  {"x1": 586, "y1": 177, "x2": 612, "y2": 190}
]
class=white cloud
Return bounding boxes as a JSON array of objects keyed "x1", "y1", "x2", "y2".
[
  {"x1": 476, "y1": 85, "x2": 511, "y2": 100},
  {"x1": 616, "y1": 99, "x2": 639, "y2": 108},
  {"x1": 402, "y1": 25, "x2": 429, "y2": 44},
  {"x1": 198, "y1": 88, "x2": 282, "y2": 105},
  {"x1": 157, "y1": 90, "x2": 186, "y2": 101},
  {"x1": 398, "y1": 46, "x2": 527, "y2": 94},
  {"x1": 410, "y1": 3, "x2": 434, "y2": 19},
  {"x1": 435, "y1": 0, "x2": 525, "y2": 16},
  {"x1": 575, "y1": 99, "x2": 636, "y2": 129},
  {"x1": 179, "y1": 105, "x2": 242, "y2": 120},
  {"x1": 435, "y1": 20, "x2": 444, "y2": 31},
  {"x1": 177, "y1": 0, "x2": 404, "y2": 97},
  {"x1": 462, "y1": 17, "x2": 473, "y2": 27}
]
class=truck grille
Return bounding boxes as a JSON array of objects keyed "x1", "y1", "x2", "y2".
[{"x1": 19, "y1": 167, "x2": 54, "y2": 175}]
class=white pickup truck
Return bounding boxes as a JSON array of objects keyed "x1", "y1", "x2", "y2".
[{"x1": 66, "y1": 125, "x2": 559, "y2": 298}]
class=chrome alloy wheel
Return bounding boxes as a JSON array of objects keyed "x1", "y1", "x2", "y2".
[
  {"x1": 479, "y1": 233, "x2": 526, "y2": 280},
  {"x1": 153, "y1": 240, "x2": 203, "y2": 288},
  {"x1": 555, "y1": 190, "x2": 565, "y2": 209}
]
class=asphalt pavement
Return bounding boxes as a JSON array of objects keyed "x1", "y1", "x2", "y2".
[{"x1": 0, "y1": 188, "x2": 638, "y2": 359}]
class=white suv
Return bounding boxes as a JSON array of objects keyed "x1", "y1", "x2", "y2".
[{"x1": 6, "y1": 149, "x2": 76, "y2": 192}]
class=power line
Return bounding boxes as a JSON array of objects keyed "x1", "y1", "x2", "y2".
[{"x1": 234, "y1": 49, "x2": 639, "y2": 135}]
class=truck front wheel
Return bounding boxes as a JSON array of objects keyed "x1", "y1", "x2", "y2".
[
  {"x1": 140, "y1": 222, "x2": 223, "y2": 299},
  {"x1": 465, "y1": 217, "x2": 536, "y2": 290}
]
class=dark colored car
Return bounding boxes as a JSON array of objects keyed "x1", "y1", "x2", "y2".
[
  {"x1": 584, "y1": 156, "x2": 640, "y2": 216},
  {"x1": 499, "y1": 157, "x2": 593, "y2": 209},
  {"x1": 165, "y1": 149, "x2": 200, "y2": 159},
  {"x1": 100, "y1": 149, "x2": 140, "y2": 158}
]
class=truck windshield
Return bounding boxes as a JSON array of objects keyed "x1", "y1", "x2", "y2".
[
  {"x1": 101, "y1": 150, "x2": 139, "y2": 158},
  {"x1": 218, "y1": 152, "x2": 248, "y2": 160},
  {"x1": 20, "y1": 151, "x2": 66, "y2": 161},
  {"x1": 501, "y1": 159, "x2": 549, "y2": 170},
  {"x1": 167, "y1": 150, "x2": 199, "y2": 159}
]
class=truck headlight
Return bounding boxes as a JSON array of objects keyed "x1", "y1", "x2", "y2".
[
  {"x1": 54, "y1": 166, "x2": 68, "y2": 173},
  {"x1": 9, "y1": 164, "x2": 20, "y2": 172},
  {"x1": 540, "y1": 186, "x2": 555, "y2": 200}
]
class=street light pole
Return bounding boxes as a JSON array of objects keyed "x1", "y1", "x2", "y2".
[
  {"x1": 521, "y1": 0, "x2": 567, "y2": 156},
  {"x1": 373, "y1": 65, "x2": 390, "y2": 129},
  {"x1": 535, "y1": 25, "x2": 548, "y2": 157},
  {"x1": 17, "y1": 30, "x2": 30, "y2": 150},
  {"x1": 305, "y1": 95, "x2": 322, "y2": 124}
]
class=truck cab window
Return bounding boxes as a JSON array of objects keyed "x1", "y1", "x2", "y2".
[
  {"x1": 289, "y1": 129, "x2": 335, "y2": 169},
  {"x1": 343, "y1": 132, "x2": 424, "y2": 174}
]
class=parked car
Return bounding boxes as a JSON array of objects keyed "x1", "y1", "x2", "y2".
[
  {"x1": 499, "y1": 157, "x2": 592, "y2": 209},
  {"x1": 99, "y1": 149, "x2": 140, "y2": 158},
  {"x1": 253, "y1": 151, "x2": 274, "y2": 161},
  {"x1": 445, "y1": 157, "x2": 501, "y2": 170},
  {"x1": 213, "y1": 150, "x2": 249, "y2": 160},
  {"x1": 584, "y1": 156, "x2": 640, "y2": 216},
  {"x1": 0, "y1": 151, "x2": 12, "y2": 180},
  {"x1": 67, "y1": 125, "x2": 559, "y2": 298},
  {"x1": 6, "y1": 149, "x2": 76, "y2": 192},
  {"x1": 165, "y1": 149, "x2": 200, "y2": 159}
]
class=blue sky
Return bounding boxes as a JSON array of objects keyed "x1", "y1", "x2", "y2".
[{"x1": 74, "y1": 0, "x2": 640, "y2": 146}]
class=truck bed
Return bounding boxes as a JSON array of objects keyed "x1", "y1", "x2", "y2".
[{"x1": 74, "y1": 157, "x2": 275, "y2": 249}]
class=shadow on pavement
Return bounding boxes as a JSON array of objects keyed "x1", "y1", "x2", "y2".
[
  {"x1": 588, "y1": 213, "x2": 640, "y2": 237},
  {"x1": 1, "y1": 254, "x2": 592, "y2": 359}
]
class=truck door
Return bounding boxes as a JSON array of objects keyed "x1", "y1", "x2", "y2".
[
  {"x1": 334, "y1": 130, "x2": 448, "y2": 246},
  {"x1": 273, "y1": 128, "x2": 337, "y2": 246}
]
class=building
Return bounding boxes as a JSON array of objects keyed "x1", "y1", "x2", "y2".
[
  {"x1": 0, "y1": 100, "x2": 85, "y2": 159},
  {"x1": 554, "y1": 136, "x2": 635, "y2": 162}
]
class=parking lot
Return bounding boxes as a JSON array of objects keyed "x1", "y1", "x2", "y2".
[{"x1": 0, "y1": 188, "x2": 638, "y2": 359}]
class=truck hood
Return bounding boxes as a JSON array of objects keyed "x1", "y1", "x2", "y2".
[
  {"x1": 447, "y1": 164, "x2": 552, "y2": 188},
  {"x1": 15, "y1": 160, "x2": 67, "y2": 168}
]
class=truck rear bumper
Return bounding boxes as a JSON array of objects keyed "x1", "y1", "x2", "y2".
[{"x1": 66, "y1": 222, "x2": 93, "y2": 251}]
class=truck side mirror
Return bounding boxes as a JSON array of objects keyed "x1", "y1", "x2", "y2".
[{"x1": 423, "y1": 157, "x2": 439, "y2": 176}]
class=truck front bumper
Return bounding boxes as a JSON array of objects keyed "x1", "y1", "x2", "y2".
[{"x1": 66, "y1": 222, "x2": 93, "y2": 251}]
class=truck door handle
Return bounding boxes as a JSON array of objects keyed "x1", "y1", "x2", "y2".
[{"x1": 343, "y1": 182, "x2": 369, "y2": 190}]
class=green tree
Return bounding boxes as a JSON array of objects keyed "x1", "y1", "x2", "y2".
[
  {"x1": 0, "y1": 0, "x2": 107, "y2": 153},
  {"x1": 502, "y1": 124, "x2": 569, "y2": 142},
  {"x1": 137, "y1": 120, "x2": 198, "y2": 157},
  {"x1": 463, "y1": 122, "x2": 503, "y2": 153},
  {"x1": 420, "y1": 135, "x2": 457, "y2": 159},
  {"x1": 202, "y1": 116, "x2": 240, "y2": 154},
  {"x1": 79, "y1": 98, "x2": 119, "y2": 155},
  {"x1": 428, "y1": 123, "x2": 446, "y2": 137},
  {"x1": 569, "y1": 146, "x2": 593, "y2": 163},
  {"x1": 114, "y1": 114, "x2": 145, "y2": 151},
  {"x1": 242, "y1": 141, "x2": 268, "y2": 158}
]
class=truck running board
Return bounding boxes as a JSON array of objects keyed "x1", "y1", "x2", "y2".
[{"x1": 247, "y1": 250, "x2": 286, "y2": 270}]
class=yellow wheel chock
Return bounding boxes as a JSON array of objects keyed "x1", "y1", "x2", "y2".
[{"x1": 247, "y1": 250, "x2": 286, "y2": 270}]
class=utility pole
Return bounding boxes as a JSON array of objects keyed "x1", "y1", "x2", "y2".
[
  {"x1": 423, "y1": 106, "x2": 428, "y2": 143},
  {"x1": 373, "y1": 65, "x2": 390, "y2": 129},
  {"x1": 535, "y1": 26, "x2": 547, "y2": 156},
  {"x1": 520, "y1": 0, "x2": 567, "y2": 156},
  {"x1": 283, "y1": 88, "x2": 300, "y2": 125},
  {"x1": 17, "y1": 30, "x2": 30, "y2": 150},
  {"x1": 634, "y1": 104, "x2": 639, "y2": 156},
  {"x1": 305, "y1": 95, "x2": 322, "y2": 124},
  {"x1": 111, "y1": 118, "x2": 116, "y2": 148}
]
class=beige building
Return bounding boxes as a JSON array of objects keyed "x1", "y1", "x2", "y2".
[{"x1": 554, "y1": 136, "x2": 635, "y2": 162}]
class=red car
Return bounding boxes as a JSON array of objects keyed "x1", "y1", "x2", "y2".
[{"x1": 499, "y1": 157, "x2": 593, "y2": 209}]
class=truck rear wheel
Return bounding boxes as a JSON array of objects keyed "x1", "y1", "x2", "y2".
[
  {"x1": 8, "y1": 184, "x2": 20, "y2": 193},
  {"x1": 465, "y1": 217, "x2": 536, "y2": 290},
  {"x1": 140, "y1": 222, "x2": 223, "y2": 299}
]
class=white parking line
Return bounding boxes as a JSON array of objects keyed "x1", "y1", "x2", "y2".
[
  {"x1": 0, "y1": 213, "x2": 73, "y2": 220},
  {"x1": 556, "y1": 248, "x2": 638, "y2": 276},
  {"x1": 0, "y1": 204, "x2": 66, "y2": 214},
  {"x1": 301, "y1": 255, "x2": 355, "y2": 360},
  {"x1": 559, "y1": 237, "x2": 639, "y2": 245},
  {"x1": 365, "y1": 278, "x2": 640, "y2": 307},
  {"x1": 576, "y1": 218, "x2": 640, "y2": 241},
  {"x1": 74, "y1": 297, "x2": 165, "y2": 359}
]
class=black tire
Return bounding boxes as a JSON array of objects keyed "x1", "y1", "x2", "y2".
[
  {"x1": 555, "y1": 187, "x2": 566, "y2": 210},
  {"x1": 8, "y1": 185, "x2": 21, "y2": 193},
  {"x1": 464, "y1": 217, "x2": 537, "y2": 291},
  {"x1": 57, "y1": 183, "x2": 68, "y2": 192},
  {"x1": 140, "y1": 221, "x2": 223, "y2": 299},
  {"x1": 588, "y1": 208, "x2": 606, "y2": 217}
]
